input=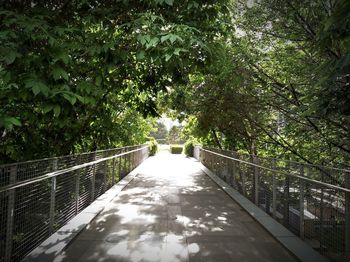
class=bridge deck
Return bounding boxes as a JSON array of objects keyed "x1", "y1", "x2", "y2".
[{"x1": 53, "y1": 152, "x2": 297, "y2": 262}]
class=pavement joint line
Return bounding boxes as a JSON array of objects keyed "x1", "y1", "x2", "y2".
[
  {"x1": 191, "y1": 157, "x2": 329, "y2": 262},
  {"x1": 23, "y1": 160, "x2": 148, "y2": 262}
]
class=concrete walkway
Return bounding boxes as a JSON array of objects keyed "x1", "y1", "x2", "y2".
[{"x1": 54, "y1": 153, "x2": 297, "y2": 262}]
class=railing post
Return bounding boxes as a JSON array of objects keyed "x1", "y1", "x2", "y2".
[
  {"x1": 240, "y1": 162, "x2": 247, "y2": 196},
  {"x1": 112, "y1": 158, "x2": 116, "y2": 185},
  {"x1": 49, "y1": 177, "x2": 56, "y2": 233},
  {"x1": 123, "y1": 154, "x2": 127, "y2": 177},
  {"x1": 231, "y1": 153, "x2": 237, "y2": 189},
  {"x1": 345, "y1": 170, "x2": 350, "y2": 260},
  {"x1": 272, "y1": 159, "x2": 277, "y2": 219},
  {"x1": 5, "y1": 165, "x2": 17, "y2": 262},
  {"x1": 131, "y1": 152, "x2": 134, "y2": 170},
  {"x1": 49, "y1": 159, "x2": 58, "y2": 234},
  {"x1": 75, "y1": 170, "x2": 80, "y2": 215},
  {"x1": 283, "y1": 173, "x2": 290, "y2": 228},
  {"x1": 299, "y1": 165, "x2": 305, "y2": 239},
  {"x1": 320, "y1": 172, "x2": 324, "y2": 250},
  {"x1": 91, "y1": 164, "x2": 96, "y2": 202},
  {"x1": 254, "y1": 156, "x2": 260, "y2": 205},
  {"x1": 118, "y1": 156, "x2": 122, "y2": 181}
]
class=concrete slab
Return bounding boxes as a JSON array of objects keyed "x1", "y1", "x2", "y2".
[{"x1": 23, "y1": 232, "x2": 78, "y2": 262}]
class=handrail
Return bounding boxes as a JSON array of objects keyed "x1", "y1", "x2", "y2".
[
  {"x1": 200, "y1": 148, "x2": 350, "y2": 194},
  {"x1": 0, "y1": 144, "x2": 144, "y2": 167},
  {"x1": 0, "y1": 146, "x2": 148, "y2": 193},
  {"x1": 204, "y1": 146, "x2": 350, "y2": 173}
]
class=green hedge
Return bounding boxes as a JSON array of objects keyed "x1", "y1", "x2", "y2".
[
  {"x1": 184, "y1": 140, "x2": 195, "y2": 157},
  {"x1": 148, "y1": 139, "x2": 158, "y2": 156},
  {"x1": 170, "y1": 145, "x2": 183, "y2": 154}
]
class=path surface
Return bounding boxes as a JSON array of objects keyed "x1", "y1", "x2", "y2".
[{"x1": 54, "y1": 153, "x2": 297, "y2": 262}]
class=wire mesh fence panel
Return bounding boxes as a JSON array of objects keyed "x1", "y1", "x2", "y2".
[
  {"x1": 78, "y1": 166, "x2": 94, "y2": 213},
  {"x1": 11, "y1": 181, "x2": 51, "y2": 262},
  {"x1": 94, "y1": 161, "x2": 107, "y2": 199},
  {"x1": 203, "y1": 147, "x2": 348, "y2": 188},
  {"x1": 0, "y1": 145, "x2": 149, "y2": 262},
  {"x1": 16, "y1": 160, "x2": 54, "y2": 182},
  {"x1": 0, "y1": 191, "x2": 8, "y2": 262},
  {"x1": 0, "y1": 166, "x2": 13, "y2": 187},
  {"x1": 55, "y1": 171, "x2": 77, "y2": 229},
  {"x1": 198, "y1": 147, "x2": 349, "y2": 262}
]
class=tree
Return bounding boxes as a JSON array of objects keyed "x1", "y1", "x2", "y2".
[
  {"x1": 150, "y1": 121, "x2": 168, "y2": 140},
  {"x1": 0, "y1": 0, "x2": 232, "y2": 163},
  {"x1": 165, "y1": 0, "x2": 350, "y2": 167},
  {"x1": 168, "y1": 125, "x2": 183, "y2": 144}
]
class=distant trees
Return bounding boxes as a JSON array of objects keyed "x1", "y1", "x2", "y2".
[
  {"x1": 168, "y1": 125, "x2": 183, "y2": 144},
  {"x1": 150, "y1": 122, "x2": 168, "y2": 141}
]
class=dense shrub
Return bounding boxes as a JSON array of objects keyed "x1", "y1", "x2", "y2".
[
  {"x1": 184, "y1": 140, "x2": 195, "y2": 157},
  {"x1": 170, "y1": 145, "x2": 183, "y2": 154},
  {"x1": 148, "y1": 139, "x2": 158, "y2": 156}
]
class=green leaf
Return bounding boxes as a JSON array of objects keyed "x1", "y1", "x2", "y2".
[
  {"x1": 165, "y1": 0, "x2": 174, "y2": 6},
  {"x1": 0, "y1": 116, "x2": 21, "y2": 130},
  {"x1": 174, "y1": 48, "x2": 182, "y2": 56},
  {"x1": 0, "y1": 48, "x2": 21, "y2": 65},
  {"x1": 62, "y1": 93, "x2": 77, "y2": 105},
  {"x1": 25, "y1": 79, "x2": 49, "y2": 97},
  {"x1": 145, "y1": 37, "x2": 159, "y2": 49},
  {"x1": 56, "y1": 51, "x2": 70, "y2": 64},
  {"x1": 136, "y1": 51, "x2": 145, "y2": 60},
  {"x1": 150, "y1": 37, "x2": 159, "y2": 46},
  {"x1": 138, "y1": 34, "x2": 151, "y2": 46},
  {"x1": 169, "y1": 34, "x2": 178, "y2": 44},
  {"x1": 161, "y1": 34, "x2": 171, "y2": 43},
  {"x1": 8, "y1": 117, "x2": 21, "y2": 126},
  {"x1": 53, "y1": 105, "x2": 61, "y2": 117},
  {"x1": 4, "y1": 51, "x2": 18, "y2": 64},
  {"x1": 32, "y1": 85, "x2": 40, "y2": 96},
  {"x1": 165, "y1": 53, "x2": 172, "y2": 61},
  {"x1": 76, "y1": 95, "x2": 85, "y2": 103},
  {"x1": 43, "y1": 105, "x2": 54, "y2": 113},
  {"x1": 52, "y1": 66, "x2": 69, "y2": 80},
  {"x1": 95, "y1": 76, "x2": 102, "y2": 86}
]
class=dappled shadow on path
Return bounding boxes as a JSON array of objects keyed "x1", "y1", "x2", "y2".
[{"x1": 53, "y1": 153, "x2": 297, "y2": 262}]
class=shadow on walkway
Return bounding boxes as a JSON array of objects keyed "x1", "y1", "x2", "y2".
[{"x1": 54, "y1": 153, "x2": 297, "y2": 262}]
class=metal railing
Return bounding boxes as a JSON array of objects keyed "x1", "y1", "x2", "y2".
[
  {"x1": 0, "y1": 145, "x2": 149, "y2": 262},
  {"x1": 194, "y1": 146, "x2": 350, "y2": 262}
]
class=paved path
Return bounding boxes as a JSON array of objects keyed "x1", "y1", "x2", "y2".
[{"x1": 54, "y1": 153, "x2": 297, "y2": 262}]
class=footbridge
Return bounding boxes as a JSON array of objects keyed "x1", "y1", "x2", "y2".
[{"x1": 1, "y1": 145, "x2": 349, "y2": 261}]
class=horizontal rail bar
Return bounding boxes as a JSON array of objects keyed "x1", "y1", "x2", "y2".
[
  {"x1": 200, "y1": 148, "x2": 350, "y2": 193},
  {"x1": 0, "y1": 144, "x2": 141, "y2": 167},
  {"x1": 206, "y1": 147, "x2": 350, "y2": 173},
  {"x1": 0, "y1": 146, "x2": 148, "y2": 193}
]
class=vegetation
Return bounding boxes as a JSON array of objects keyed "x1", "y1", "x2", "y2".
[
  {"x1": 165, "y1": 0, "x2": 350, "y2": 167},
  {"x1": 184, "y1": 139, "x2": 195, "y2": 157},
  {"x1": 148, "y1": 138, "x2": 158, "y2": 156},
  {"x1": 170, "y1": 145, "x2": 183, "y2": 154},
  {"x1": 1, "y1": 0, "x2": 349, "y2": 167},
  {"x1": 168, "y1": 125, "x2": 184, "y2": 144},
  {"x1": 0, "y1": 0, "x2": 231, "y2": 163},
  {"x1": 149, "y1": 121, "x2": 168, "y2": 143}
]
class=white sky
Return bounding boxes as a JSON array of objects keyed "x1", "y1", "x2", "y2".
[{"x1": 158, "y1": 116, "x2": 181, "y2": 131}]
